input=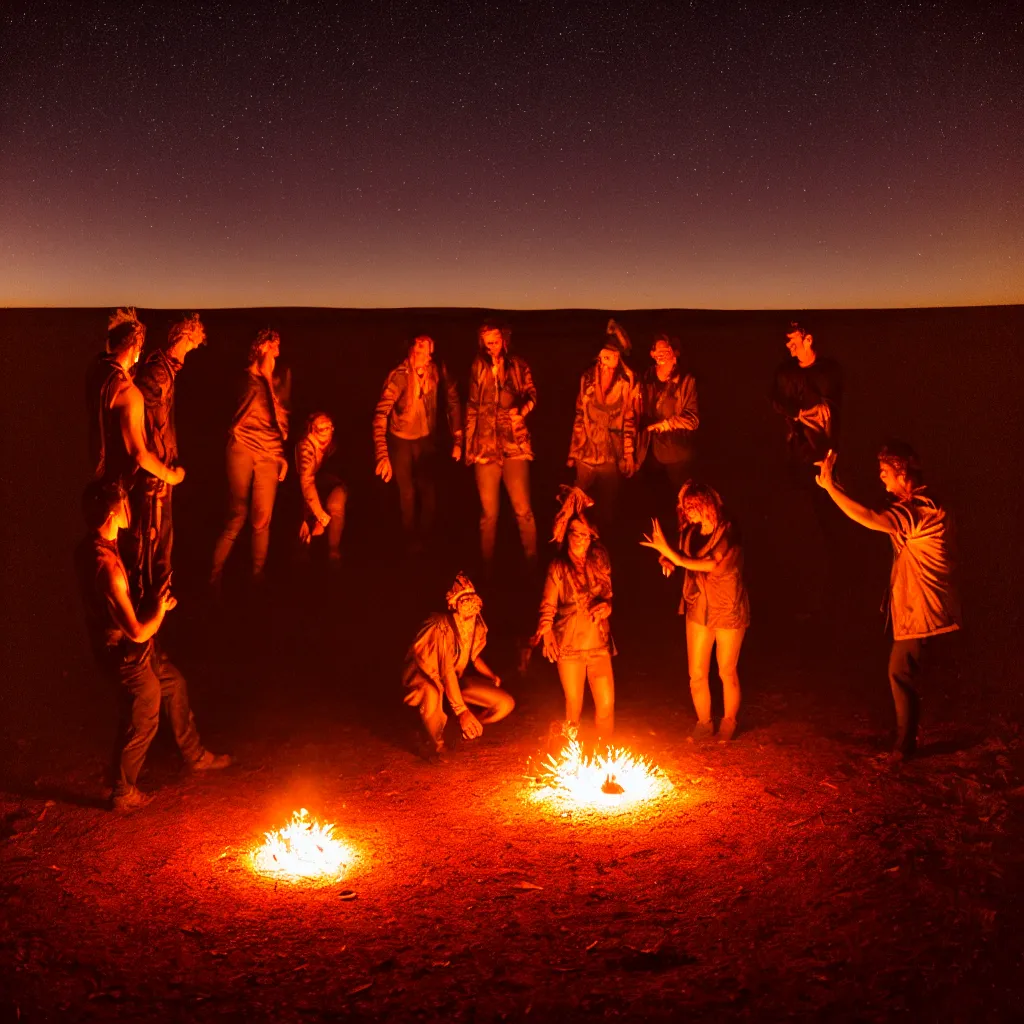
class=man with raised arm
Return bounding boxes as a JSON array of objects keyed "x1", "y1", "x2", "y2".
[
  {"x1": 76, "y1": 481, "x2": 231, "y2": 812},
  {"x1": 124, "y1": 312, "x2": 206, "y2": 603},
  {"x1": 816, "y1": 443, "x2": 961, "y2": 761}
]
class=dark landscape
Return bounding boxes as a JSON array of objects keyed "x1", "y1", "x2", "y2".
[{"x1": 1, "y1": 304, "x2": 1023, "y2": 1022}]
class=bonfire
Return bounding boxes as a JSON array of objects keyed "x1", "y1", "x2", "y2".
[
  {"x1": 250, "y1": 808, "x2": 354, "y2": 882},
  {"x1": 528, "y1": 732, "x2": 673, "y2": 813}
]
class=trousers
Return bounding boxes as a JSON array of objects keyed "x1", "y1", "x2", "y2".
[
  {"x1": 111, "y1": 645, "x2": 204, "y2": 795},
  {"x1": 474, "y1": 459, "x2": 537, "y2": 567},
  {"x1": 211, "y1": 439, "x2": 280, "y2": 577},
  {"x1": 389, "y1": 434, "x2": 437, "y2": 539},
  {"x1": 686, "y1": 619, "x2": 745, "y2": 724},
  {"x1": 557, "y1": 653, "x2": 615, "y2": 739},
  {"x1": 888, "y1": 637, "x2": 924, "y2": 754},
  {"x1": 123, "y1": 479, "x2": 174, "y2": 604}
]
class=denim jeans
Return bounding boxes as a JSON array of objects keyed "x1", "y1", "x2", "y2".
[
  {"x1": 211, "y1": 439, "x2": 280, "y2": 577},
  {"x1": 474, "y1": 459, "x2": 537, "y2": 567},
  {"x1": 389, "y1": 434, "x2": 437, "y2": 540}
]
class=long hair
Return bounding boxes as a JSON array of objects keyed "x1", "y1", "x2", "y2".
[
  {"x1": 676, "y1": 480, "x2": 725, "y2": 548},
  {"x1": 477, "y1": 320, "x2": 511, "y2": 365}
]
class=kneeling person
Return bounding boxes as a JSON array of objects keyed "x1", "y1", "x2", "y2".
[
  {"x1": 402, "y1": 573, "x2": 514, "y2": 754},
  {"x1": 76, "y1": 481, "x2": 231, "y2": 812},
  {"x1": 296, "y1": 412, "x2": 348, "y2": 563}
]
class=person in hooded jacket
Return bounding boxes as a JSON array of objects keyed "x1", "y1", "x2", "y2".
[{"x1": 464, "y1": 321, "x2": 538, "y2": 572}]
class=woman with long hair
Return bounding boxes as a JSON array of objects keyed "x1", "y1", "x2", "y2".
[
  {"x1": 641, "y1": 482, "x2": 749, "y2": 742},
  {"x1": 295, "y1": 411, "x2": 347, "y2": 565},
  {"x1": 533, "y1": 487, "x2": 616, "y2": 741},
  {"x1": 464, "y1": 320, "x2": 538, "y2": 572}
]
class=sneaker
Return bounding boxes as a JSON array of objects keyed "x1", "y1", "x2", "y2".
[
  {"x1": 111, "y1": 786, "x2": 153, "y2": 813},
  {"x1": 689, "y1": 720, "x2": 714, "y2": 744},
  {"x1": 190, "y1": 751, "x2": 234, "y2": 771},
  {"x1": 717, "y1": 717, "x2": 738, "y2": 743}
]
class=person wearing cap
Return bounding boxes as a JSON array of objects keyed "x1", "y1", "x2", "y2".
[
  {"x1": 87, "y1": 306, "x2": 186, "y2": 502},
  {"x1": 295, "y1": 411, "x2": 348, "y2": 566},
  {"x1": 464, "y1": 320, "x2": 538, "y2": 573},
  {"x1": 402, "y1": 572, "x2": 514, "y2": 756},
  {"x1": 641, "y1": 482, "x2": 750, "y2": 743},
  {"x1": 532, "y1": 487, "x2": 616, "y2": 741},
  {"x1": 637, "y1": 332, "x2": 699, "y2": 509},
  {"x1": 567, "y1": 319, "x2": 639, "y2": 530},
  {"x1": 75, "y1": 480, "x2": 232, "y2": 813},
  {"x1": 373, "y1": 334, "x2": 463, "y2": 552},
  {"x1": 815, "y1": 444, "x2": 961, "y2": 761},
  {"x1": 210, "y1": 328, "x2": 290, "y2": 585},
  {"x1": 122, "y1": 313, "x2": 206, "y2": 604}
]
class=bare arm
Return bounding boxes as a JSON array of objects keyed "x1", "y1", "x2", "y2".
[
  {"x1": 119, "y1": 388, "x2": 183, "y2": 485},
  {"x1": 471, "y1": 653, "x2": 500, "y2": 685},
  {"x1": 103, "y1": 563, "x2": 169, "y2": 643},
  {"x1": 640, "y1": 519, "x2": 717, "y2": 570},
  {"x1": 815, "y1": 451, "x2": 893, "y2": 532}
]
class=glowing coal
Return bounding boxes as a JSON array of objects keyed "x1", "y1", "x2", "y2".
[
  {"x1": 528, "y1": 735, "x2": 673, "y2": 813},
  {"x1": 250, "y1": 808, "x2": 354, "y2": 882}
]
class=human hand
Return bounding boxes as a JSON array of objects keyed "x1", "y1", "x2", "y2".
[
  {"x1": 606, "y1": 318, "x2": 621, "y2": 335},
  {"x1": 375, "y1": 457, "x2": 393, "y2": 483},
  {"x1": 168, "y1": 466, "x2": 186, "y2": 485},
  {"x1": 814, "y1": 449, "x2": 837, "y2": 490},
  {"x1": 316, "y1": 508, "x2": 332, "y2": 529},
  {"x1": 541, "y1": 630, "x2": 560, "y2": 663},
  {"x1": 658, "y1": 555, "x2": 676, "y2": 577},
  {"x1": 160, "y1": 592, "x2": 178, "y2": 613},
  {"x1": 489, "y1": 674, "x2": 502, "y2": 689},
  {"x1": 299, "y1": 521, "x2": 312, "y2": 545},
  {"x1": 459, "y1": 709, "x2": 483, "y2": 740},
  {"x1": 566, "y1": 457, "x2": 575, "y2": 469},
  {"x1": 640, "y1": 517, "x2": 670, "y2": 555},
  {"x1": 590, "y1": 600, "x2": 611, "y2": 622},
  {"x1": 623, "y1": 454, "x2": 636, "y2": 477},
  {"x1": 276, "y1": 458, "x2": 288, "y2": 482},
  {"x1": 647, "y1": 420, "x2": 670, "y2": 433},
  {"x1": 451, "y1": 443, "x2": 462, "y2": 462}
]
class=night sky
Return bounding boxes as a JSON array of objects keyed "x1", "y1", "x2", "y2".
[{"x1": 2, "y1": 1, "x2": 1021, "y2": 309}]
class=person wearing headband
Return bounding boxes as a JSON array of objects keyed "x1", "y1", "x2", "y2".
[
  {"x1": 532, "y1": 488, "x2": 616, "y2": 742},
  {"x1": 401, "y1": 572, "x2": 514, "y2": 757}
]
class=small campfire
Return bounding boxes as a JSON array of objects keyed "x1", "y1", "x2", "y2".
[
  {"x1": 250, "y1": 808, "x2": 355, "y2": 882},
  {"x1": 528, "y1": 733, "x2": 673, "y2": 813}
]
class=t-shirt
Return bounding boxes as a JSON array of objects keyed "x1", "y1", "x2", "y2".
[
  {"x1": 679, "y1": 522, "x2": 750, "y2": 630},
  {"x1": 881, "y1": 489, "x2": 961, "y2": 641}
]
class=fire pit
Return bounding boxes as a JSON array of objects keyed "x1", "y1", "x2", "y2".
[
  {"x1": 249, "y1": 808, "x2": 356, "y2": 883},
  {"x1": 528, "y1": 734, "x2": 673, "y2": 813}
]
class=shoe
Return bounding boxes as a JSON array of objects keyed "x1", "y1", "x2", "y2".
[
  {"x1": 190, "y1": 751, "x2": 234, "y2": 771},
  {"x1": 111, "y1": 786, "x2": 153, "y2": 813},
  {"x1": 688, "y1": 720, "x2": 714, "y2": 744},
  {"x1": 717, "y1": 717, "x2": 738, "y2": 743}
]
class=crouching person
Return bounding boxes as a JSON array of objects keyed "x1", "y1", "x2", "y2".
[
  {"x1": 296, "y1": 412, "x2": 348, "y2": 565},
  {"x1": 76, "y1": 481, "x2": 232, "y2": 812},
  {"x1": 402, "y1": 572, "x2": 514, "y2": 756}
]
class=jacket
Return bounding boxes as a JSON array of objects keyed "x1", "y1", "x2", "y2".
[
  {"x1": 637, "y1": 366, "x2": 699, "y2": 466},
  {"x1": 373, "y1": 359, "x2": 463, "y2": 463},
  {"x1": 568, "y1": 363, "x2": 638, "y2": 472},
  {"x1": 464, "y1": 353, "x2": 536, "y2": 464},
  {"x1": 535, "y1": 541, "x2": 616, "y2": 659}
]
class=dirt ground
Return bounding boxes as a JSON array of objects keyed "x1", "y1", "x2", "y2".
[{"x1": 1, "y1": 305, "x2": 1022, "y2": 1020}]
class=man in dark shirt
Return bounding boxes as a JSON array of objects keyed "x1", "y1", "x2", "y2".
[
  {"x1": 124, "y1": 313, "x2": 206, "y2": 603},
  {"x1": 76, "y1": 480, "x2": 231, "y2": 812}
]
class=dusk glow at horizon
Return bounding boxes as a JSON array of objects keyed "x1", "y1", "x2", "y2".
[{"x1": 2, "y1": 2, "x2": 1021, "y2": 309}]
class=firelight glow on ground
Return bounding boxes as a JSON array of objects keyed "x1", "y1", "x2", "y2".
[
  {"x1": 249, "y1": 808, "x2": 357, "y2": 883},
  {"x1": 527, "y1": 738, "x2": 675, "y2": 814}
]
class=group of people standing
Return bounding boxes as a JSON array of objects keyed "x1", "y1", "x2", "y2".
[{"x1": 77, "y1": 308, "x2": 961, "y2": 810}]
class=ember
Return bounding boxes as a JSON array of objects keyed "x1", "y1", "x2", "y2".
[
  {"x1": 529, "y1": 735, "x2": 673, "y2": 812},
  {"x1": 250, "y1": 808, "x2": 355, "y2": 882}
]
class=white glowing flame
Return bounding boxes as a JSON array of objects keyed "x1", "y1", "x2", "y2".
[
  {"x1": 250, "y1": 808, "x2": 353, "y2": 881},
  {"x1": 529, "y1": 737, "x2": 672, "y2": 812}
]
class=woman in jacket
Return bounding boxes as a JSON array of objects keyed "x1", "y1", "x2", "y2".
[
  {"x1": 295, "y1": 412, "x2": 347, "y2": 565},
  {"x1": 464, "y1": 321, "x2": 538, "y2": 572},
  {"x1": 533, "y1": 488, "x2": 616, "y2": 741},
  {"x1": 640, "y1": 481, "x2": 749, "y2": 742}
]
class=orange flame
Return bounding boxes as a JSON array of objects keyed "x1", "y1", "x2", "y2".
[
  {"x1": 250, "y1": 808, "x2": 354, "y2": 882},
  {"x1": 529, "y1": 736, "x2": 672, "y2": 813}
]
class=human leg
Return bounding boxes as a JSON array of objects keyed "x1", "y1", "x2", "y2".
[
  {"x1": 151, "y1": 483, "x2": 174, "y2": 596},
  {"x1": 556, "y1": 659, "x2": 587, "y2": 725},
  {"x1": 150, "y1": 645, "x2": 204, "y2": 765},
  {"x1": 460, "y1": 675, "x2": 516, "y2": 725},
  {"x1": 585, "y1": 653, "x2": 615, "y2": 739},
  {"x1": 888, "y1": 638, "x2": 923, "y2": 755},
  {"x1": 404, "y1": 677, "x2": 447, "y2": 751},
  {"x1": 249, "y1": 454, "x2": 280, "y2": 576},
  {"x1": 113, "y1": 656, "x2": 162, "y2": 795},
  {"x1": 475, "y1": 462, "x2": 502, "y2": 567},
  {"x1": 714, "y1": 626, "x2": 746, "y2": 740},
  {"x1": 211, "y1": 441, "x2": 255, "y2": 580},
  {"x1": 502, "y1": 458, "x2": 538, "y2": 566},
  {"x1": 685, "y1": 618, "x2": 715, "y2": 735},
  {"x1": 324, "y1": 483, "x2": 348, "y2": 557},
  {"x1": 413, "y1": 437, "x2": 438, "y2": 538}
]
